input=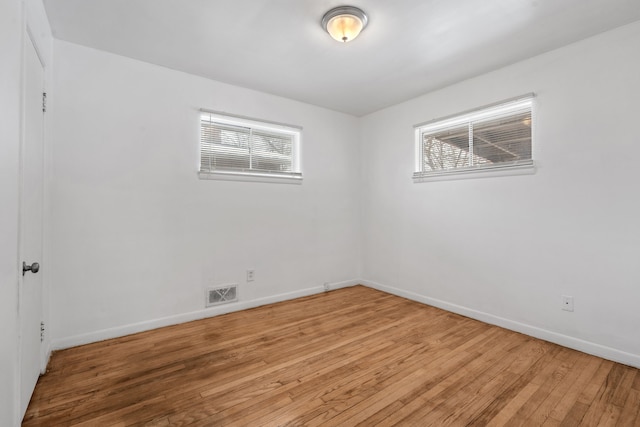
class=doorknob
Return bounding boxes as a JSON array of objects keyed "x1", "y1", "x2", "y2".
[{"x1": 22, "y1": 262, "x2": 40, "y2": 276}]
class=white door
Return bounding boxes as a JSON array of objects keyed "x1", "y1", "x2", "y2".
[{"x1": 19, "y1": 34, "x2": 45, "y2": 419}]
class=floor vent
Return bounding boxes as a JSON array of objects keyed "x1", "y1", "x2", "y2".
[{"x1": 206, "y1": 284, "x2": 238, "y2": 307}]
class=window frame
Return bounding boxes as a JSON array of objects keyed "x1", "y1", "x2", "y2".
[
  {"x1": 413, "y1": 94, "x2": 535, "y2": 182},
  {"x1": 198, "y1": 109, "x2": 303, "y2": 184}
]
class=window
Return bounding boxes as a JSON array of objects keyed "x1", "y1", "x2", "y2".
[
  {"x1": 199, "y1": 110, "x2": 302, "y2": 183},
  {"x1": 413, "y1": 94, "x2": 534, "y2": 180}
]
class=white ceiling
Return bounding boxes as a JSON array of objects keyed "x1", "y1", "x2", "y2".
[{"x1": 44, "y1": 0, "x2": 640, "y2": 116}]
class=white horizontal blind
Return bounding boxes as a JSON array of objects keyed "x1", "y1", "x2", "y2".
[
  {"x1": 200, "y1": 112, "x2": 301, "y2": 179},
  {"x1": 414, "y1": 95, "x2": 533, "y2": 178}
]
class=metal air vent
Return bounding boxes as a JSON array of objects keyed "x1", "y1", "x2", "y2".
[{"x1": 206, "y1": 284, "x2": 238, "y2": 307}]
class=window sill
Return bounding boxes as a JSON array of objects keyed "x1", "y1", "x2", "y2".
[
  {"x1": 198, "y1": 171, "x2": 303, "y2": 185},
  {"x1": 413, "y1": 161, "x2": 535, "y2": 183}
]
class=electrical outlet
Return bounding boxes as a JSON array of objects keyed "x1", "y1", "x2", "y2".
[
  {"x1": 246, "y1": 270, "x2": 255, "y2": 282},
  {"x1": 561, "y1": 295, "x2": 574, "y2": 312},
  {"x1": 323, "y1": 282, "x2": 330, "y2": 292}
]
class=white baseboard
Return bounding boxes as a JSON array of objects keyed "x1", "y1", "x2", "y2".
[
  {"x1": 52, "y1": 279, "x2": 360, "y2": 350},
  {"x1": 361, "y1": 279, "x2": 640, "y2": 369},
  {"x1": 52, "y1": 278, "x2": 640, "y2": 369}
]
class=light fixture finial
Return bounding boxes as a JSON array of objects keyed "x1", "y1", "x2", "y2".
[{"x1": 321, "y1": 6, "x2": 368, "y2": 43}]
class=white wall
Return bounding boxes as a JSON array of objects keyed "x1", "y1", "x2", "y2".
[
  {"x1": 360, "y1": 21, "x2": 640, "y2": 366},
  {"x1": 50, "y1": 41, "x2": 361, "y2": 346},
  {"x1": 0, "y1": 0, "x2": 24, "y2": 423}
]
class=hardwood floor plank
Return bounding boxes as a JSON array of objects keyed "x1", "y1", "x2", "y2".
[
  {"x1": 596, "y1": 403, "x2": 622, "y2": 426},
  {"x1": 617, "y1": 388, "x2": 640, "y2": 427},
  {"x1": 23, "y1": 286, "x2": 640, "y2": 426},
  {"x1": 356, "y1": 329, "x2": 507, "y2": 425},
  {"x1": 632, "y1": 370, "x2": 640, "y2": 391},
  {"x1": 411, "y1": 339, "x2": 537, "y2": 425},
  {"x1": 466, "y1": 339, "x2": 555, "y2": 425},
  {"x1": 577, "y1": 359, "x2": 616, "y2": 407},
  {"x1": 559, "y1": 402, "x2": 590, "y2": 427},
  {"x1": 318, "y1": 367, "x2": 432, "y2": 427},
  {"x1": 502, "y1": 348, "x2": 580, "y2": 426},
  {"x1": 609, "y1": 365, "x2": 637, "y2": 407},
  {"x1": 289, "y1": 347, "x2": 458, "y2": 426},
  {"x1": 579, "y1": 364, "x2": 627, "y2": 426},
  {"x1": 547, "y1": 357, "x2": 603, "y2": 423},
  {"x1": 525, "y1": 351, "x2": 593, "y2": 425},
  {"x1": 384, "y1": 330, "x2": 532, "y2": 424},
  {"x1": 486, "y1": 382, "x2": 541, "y2": 426},
  {"x1": 187, "y1": 341, "x2": 425, "y2": 426}
]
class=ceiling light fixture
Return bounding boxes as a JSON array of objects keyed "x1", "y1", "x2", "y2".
[{"x1": 321, "y1": 6, "x2": 368, "y2": 43}]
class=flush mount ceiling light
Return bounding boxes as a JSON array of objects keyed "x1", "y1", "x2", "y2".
[{"x1": 322, "y1": 6, "x2": 368, "y2": 43}]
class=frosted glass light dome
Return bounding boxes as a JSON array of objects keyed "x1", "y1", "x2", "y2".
[{"x1": 322, "y1": 6, "x2": 368, "y2": 43}]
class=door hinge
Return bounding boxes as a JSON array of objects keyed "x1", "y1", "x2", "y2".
[
  {"x1": 42, "y1": 92, "x2": 47, "y2": 113},
  {"x1": 40, "y1": 321, "x2": 45, "y2": 342}
]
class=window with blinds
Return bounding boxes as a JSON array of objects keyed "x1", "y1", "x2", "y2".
[
  {"x1": 199, "y1": 111, "x2": 302, "y2": 182},
  {"x1": 414, "y1": 95, "x2": 534, "y2": 180}
]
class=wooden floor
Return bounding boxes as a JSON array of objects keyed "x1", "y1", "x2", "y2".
[{"x1": 24, "y1": 286, "x2": 640, "y2": 426}]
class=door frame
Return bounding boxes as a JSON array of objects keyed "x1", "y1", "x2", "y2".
[
  {"x1": 24, "y1": 24, "x2": 48, "y2": 373},
  {"x1": 17, "y1": 22, "x2": 49, "y2": 420},
  {"x1": 25, "y1": 25, "x2": 51, "y2": 375}
]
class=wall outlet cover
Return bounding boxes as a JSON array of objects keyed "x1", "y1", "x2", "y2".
[{"x1": 561, "y1": 295, "x2": 574, "y2": 312}]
